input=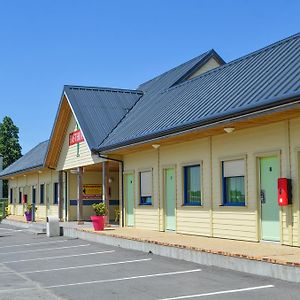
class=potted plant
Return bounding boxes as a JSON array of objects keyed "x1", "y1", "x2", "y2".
[
  {"x1": 24, "y1": 204, "x2": 36, "y2": 222},
  {"x1": 91, "y1": 202, "x2": 107, "y2": 231}
]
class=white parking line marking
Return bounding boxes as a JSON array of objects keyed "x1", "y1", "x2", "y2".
[
  {"x1": 3, "y1": 250, "x2": 115, "y2": 264},
  {"x1": 22, "y1": 258, "x2": 152, "y2": 274},
  {"x1": 0, "y1": 228, "x2": 25, "y2": 232},
  {"x1": 158, "y1": 285, "x2": 275, "y2": 299},
  {"x1": 46, "y1": 269, "x2": 202, "y2": 289},
  {"x1": 0, "y1": 239, "x2": 71, "y2": 249},
  {"x1": 0, "y1": 244, "x2": 90, "y2": 255},
  {"x1": 0, "y1": 287, "x2": 37, "y2": 294}
]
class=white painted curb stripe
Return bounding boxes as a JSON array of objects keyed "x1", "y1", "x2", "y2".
[
  {"x1": 158, "y1": 285, "x2": 275, "y2": 299},
  {"x1": 0, "y1": 244, "x2": 90, "y2": 255},
  {"x1": 46, "y1": 269, "x2": 202, "y2": 289},
  {"x1": 22, "y1": 258, "x2": 152, "y2": 274},
  {"x1": 3, "y1": 250, "x2": 115, "y2": 264},
  {"x1": 0, "y1": 239, "x2": 71, "y2": 249}
]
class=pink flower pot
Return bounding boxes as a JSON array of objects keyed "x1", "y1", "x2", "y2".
[{"x1": 91, "y1": 215, "x2": 106, "y2": 231}]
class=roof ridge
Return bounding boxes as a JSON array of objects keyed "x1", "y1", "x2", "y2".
[
  {"x1": 138, "y1": 50, "x2": 212, "y2": 88},
  {"x1": 160, "y1": 32, "x2": 300, "y2": 94},
  {"x1": 64, "y1": 85, "x2": 143, "y2": 94}
]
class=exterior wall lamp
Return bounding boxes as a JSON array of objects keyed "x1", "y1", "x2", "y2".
[{"x1": 224, "y1": 127, "x2": 235, "y2": 133}]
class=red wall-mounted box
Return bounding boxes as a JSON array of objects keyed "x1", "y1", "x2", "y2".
[{"x1": 278, "y1": 178, "x2": 292, "y2": 206}]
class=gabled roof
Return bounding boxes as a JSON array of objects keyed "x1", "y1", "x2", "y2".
[
  {"x1": 45, "y1": 85, "x2": 143, "y2": 168},
  {"x1": 99, "y1": 33, "x2": 300, "y2": 151},
  {"x1": 0, "y1": 140, "x2": 49, "y2": 178},
  {"x1": 138, "y1": 49, "x2": 225, "y2": 96},
  {"x1": 64, "y1": 86, "x2": 143, "y2": 150}
]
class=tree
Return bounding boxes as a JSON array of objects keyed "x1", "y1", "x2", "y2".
[{"x1": 0, "y1": 116, "x2": 22, "y2": 197}]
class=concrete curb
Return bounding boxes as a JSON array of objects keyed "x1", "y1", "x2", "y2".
[{"x1": 62, "y1": 226, "x2": 300, "y2": 283}]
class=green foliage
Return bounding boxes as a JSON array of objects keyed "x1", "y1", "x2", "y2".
[
  {"x1": 0, "y1": 199, "x2": 8, "y2": 220},
  {"x1": 25, "y1": 203, "x2": 37, "y2": 213},
  {"x1": 92, "y1": 202, "x2": 107, "y2": 216},
  {"x1": 0, "y1": 116, "x2": 22, "y2": 197}
]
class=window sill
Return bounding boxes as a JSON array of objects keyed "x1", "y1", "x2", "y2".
[
  {"x1": 219, "y1": 203, "x2": 246, "y2": 207},
  {"x1": 138, "y1": 203, "x2": 153, "y2": 207}
]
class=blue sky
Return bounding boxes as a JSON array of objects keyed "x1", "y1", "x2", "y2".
[{"x1": 0, "y1": 0, "x2": 299, "y2": 153}]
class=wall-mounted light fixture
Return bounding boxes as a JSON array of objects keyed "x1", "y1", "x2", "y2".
[
  {"x1": 224, "y1": 127, "x2": 235, "y2": 134},
  {"x1": 152, "y1": 144, "x2": 160, "y2": 149},
  {"x1": 108, "y1": 177, "x2": 113, "y2": 184}
]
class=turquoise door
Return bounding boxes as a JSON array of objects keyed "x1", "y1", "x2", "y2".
[
  {"x1": 125, "y1": 174, "x2": 134, "y2": 227},
  {"x1": 260, "y1": 156, "x2": 280, "y2": 241},
  {"x1": 165, "y1": 168, "x2": 176, "y2": 231}
]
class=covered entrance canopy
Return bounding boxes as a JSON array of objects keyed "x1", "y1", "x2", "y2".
[{"x1": 44, "y1": 85, "x2": 143, "y2": 224}]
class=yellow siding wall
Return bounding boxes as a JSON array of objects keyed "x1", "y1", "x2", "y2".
[
  {"x1": 159, "y1": 139, "x2": 211, "y2": 236},
  {"x1": 123, "y1": 118, "x2": 300, "y2": 246},
  {"x1": 124, "y1": 150, "x2": 159, "y2": 230},
  {"x1": 57, "y1": 114, "x2": 102, "y2": 171},
  {"x1": 289, "y1": 118, "x2": 300, "y2": 246},
  {"x1": 211, "y1": 122, "x2": 286, "y2": 242},
  {"x1": 8, "y1": 169, "x2": 59, "y2": 220}
]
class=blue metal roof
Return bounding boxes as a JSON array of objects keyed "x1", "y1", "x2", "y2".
[
  {"x1": 99, "y1": 33, "x2": 300, "y2": 151},
  {"x1": 138, "y1": 49, "x2": 225, "y2": 96},
  {"x1": 0, "y1": 140, "x2": 49, "y2": 178},
  {"x1": 64, "y1": 86, "x2": 143, "y2": 150}
]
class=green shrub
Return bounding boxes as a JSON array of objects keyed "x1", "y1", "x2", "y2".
[
  {"x1": 25, "y1": 204, "x2": 37, "y2": 213},
  {"x1": 92, "y1": 202, "x2": 107, "y2": 216}
]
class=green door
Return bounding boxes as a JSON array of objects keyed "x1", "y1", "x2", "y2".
[
  {"x1": 260, "y1": 156, "x2": 280, "y2": 241},
  {"x1": 125, "y1": 174, "x2": 134, "y2": 227},
  {"x1": 165, "y1": 168, "x2": 176, "y2": 231}
]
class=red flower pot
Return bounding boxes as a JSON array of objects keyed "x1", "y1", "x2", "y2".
[
  {"x1": 24, "y1": 211, "x2": 32, "y2": 222},
  {"x1": 91, "y1": 215, "x2": 106, "y2": 231}
]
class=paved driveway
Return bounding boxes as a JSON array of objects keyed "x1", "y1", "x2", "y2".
[{"x1": 0, "y1": 223, "x2": 299, "y2": 300}]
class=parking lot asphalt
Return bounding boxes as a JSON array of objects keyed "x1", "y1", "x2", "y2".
[{"x1": 0, "y1": 223, "x2": 299, "y2": 300}]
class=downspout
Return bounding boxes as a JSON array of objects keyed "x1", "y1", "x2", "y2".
[{"x1": 98, "y1": 154, "x2": 125, "y2": 227}]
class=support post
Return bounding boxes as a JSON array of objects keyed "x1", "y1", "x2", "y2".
[
  {"x1": 58, "y1": 171, "x2": 64, "y2": 221},
  {"x1": 102, "y1": 161, "x2": 110, "y2": 225},
  {"x1": 77, "y1": 167, "x2": 84, "y2": 224}
]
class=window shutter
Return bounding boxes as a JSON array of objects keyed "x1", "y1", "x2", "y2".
[
  {"x1": 140, "y1": 171, "x2": 152, "y2": 197},
  {"x1": 223, "y1": 160, "x2": 245, "y2": 177}
]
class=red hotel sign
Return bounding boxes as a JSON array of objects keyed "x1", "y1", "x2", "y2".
[{"x1": 69, "y1": 130, "x2": 84, "y2": 146}]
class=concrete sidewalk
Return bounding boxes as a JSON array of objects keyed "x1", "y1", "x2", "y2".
[{"x1": 3, "y1": 215, "x2": 300, "y2": 282}]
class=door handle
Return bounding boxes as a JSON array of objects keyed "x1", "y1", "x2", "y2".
[{"x1": 260, "y1": 190, "x2": 266, "y2": 204}]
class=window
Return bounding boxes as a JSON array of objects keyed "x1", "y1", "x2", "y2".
[
  {"x1": 40, "y1": 184, "x2": 45, "y2": 204},
  {"x1": 32, "y1": 186, "x2": 36, "y2": 204},
  {"x1": 9, "y1": 188, "x2": 13, "y2": 204},
  {"x1": 140, "y1": 171, "x2": 152, "y2": 205},
  {"x1": 184, "y1": 165, "x2": 201, "y2": 205},
  {"x1": 222, "y1": 159, "x2": 245, "y2": 206},
  {"x1": 19, "y1": 189, "x2": 22, "y2": 204},
  {"x1": 53, "y1": 183, "x2": 59, "y2": 205}
]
